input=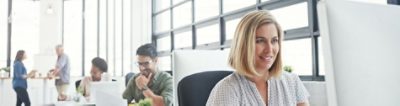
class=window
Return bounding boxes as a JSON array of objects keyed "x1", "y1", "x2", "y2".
[
  {"x1": 223, "y1": 0, "x2": 255, "y2": 13},
  {"x1": 84, "y1": 0, "x2": 99, "y2": 76},
  {"x1": 158, "y1": 56, "x2": 171, "y2": 71},
  {"x1": 173, "y1": 0, "x2": 186, "y2": 5},
  {"x1": 154, "y1": 0, "x2": 170, "y2": 13},
  {"x1": 197, "y1": 24, "x2": 220, "y2": 45},
  {"x1": 270, "y1": 2, "x2": 308, "y2": 31},
  {"x1": 154, "y1": 11, "x2": 171, "y2": 33},
  {"x1": 225, "y1": 18, "x2": 240, "y2": 40},
  {"x1": 123, "y1": 0, "x2": 132, "y2": 74},
  {"x1": 99, "y1": 0, "x2": 107, "y2": 60},
  {"x1": 318, "y1": 37, "x2": 325, "y2": 75},
  {"x1": 173, "y1": 1, "x2": 192, "y2": 28},
  {"x1": 64, "y1": 0, "x2": 83, "y2": 76},
  {"x1": 195, "y1": 0, "x2": 219, "y2": 22},
  {"x1": 262, "y1": 0, "x2": 271, "y2": 3},
  {"x1": 0, "y1": 0, "x2": 8, "y2": 67},
  {"x1": 11, "y1": 0, "x2": 40, "y2": 70},
  {"x1": 115, "y1": 0, "x2": 123, "y2": 76},
  {"x1": 157, "y1": 36, "x2": 171, "y2": 52},
  {"x1": 282, "y1": 39, "x2": 312, "y2": 75},
  {"x1": 174, "y1": 31, "x2": 192, "y2": 49},
  {"x1": 107, "y1": 0, "x2": 115, "y2": 76},
  {"x1": 152, "y1": 0, "x2": 323, "y2": 81}
]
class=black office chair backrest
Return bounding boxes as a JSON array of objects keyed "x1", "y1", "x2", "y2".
[
  {"x1": 125, "y1": 72, "x2": 135, "y2": 86},
  {"x1": 178, "y1": 70, "x2": 233, "y2": 106}
]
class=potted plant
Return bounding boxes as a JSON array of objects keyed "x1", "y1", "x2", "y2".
[
  {"x1": 283, "y1": 65, "x2": 293, "y2": 73},
  {"x1": 0, "y1": 67, "x2": 10, "y2": 77}
]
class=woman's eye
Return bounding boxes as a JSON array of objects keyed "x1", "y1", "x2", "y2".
[
  {"x1": 256, "y1": 38, "x2": 265, "y2": 43},
  {"x1": 272, "y1": 38, "x2": 279, "y2": 44}
]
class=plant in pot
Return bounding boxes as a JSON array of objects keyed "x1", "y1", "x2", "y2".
[
  {"x1": 283, "y1": 65, "x2": 293, "y2": 73},
  {"x1": 0, "y1": 67, "x2": 10, "y2": 77}
]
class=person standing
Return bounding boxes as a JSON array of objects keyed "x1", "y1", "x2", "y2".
[
  {"x1": 52, "y1": 44, "x2": 71, "y2": 101},
  {"x1": 13, "y1": 50, "x2": 35, "y2": 106}
]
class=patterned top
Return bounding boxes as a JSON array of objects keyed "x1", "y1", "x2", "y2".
[{"x1": 206, "y1": 71, "x2": 310, "y2": 106}]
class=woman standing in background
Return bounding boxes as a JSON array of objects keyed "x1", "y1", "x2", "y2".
[{"x1": 13, "y1": 50, "x2": 35, "y2": 106}]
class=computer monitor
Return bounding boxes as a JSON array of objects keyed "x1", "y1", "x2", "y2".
[{"x1": 317, "y1": 0, "x2": 400, "y2": 106}]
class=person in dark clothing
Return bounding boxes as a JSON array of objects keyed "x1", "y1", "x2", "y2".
[{"x1": 13, "y1": 50, "x2": 35, "y2": 106}]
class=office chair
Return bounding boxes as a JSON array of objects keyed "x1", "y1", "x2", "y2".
[
  {"x1": 125, "y1": 72, "x2": 135, "y2": 86},
  {"x1": 177, "y1": 70, "x2": 233, "y2": 106}
]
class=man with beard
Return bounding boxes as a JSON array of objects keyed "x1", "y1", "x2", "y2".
[{"x1": 123, "y1": 43, "x2": 173, "y2": 106}]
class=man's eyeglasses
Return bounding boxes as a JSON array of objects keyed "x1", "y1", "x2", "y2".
[{"x1": 135, "y1": 61, "x2": 153, "y2": 67}]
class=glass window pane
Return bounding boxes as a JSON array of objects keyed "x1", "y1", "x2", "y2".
[
  {"x1": 318, "y1": 37, "x2": 325, "y2": 75},
  {"x1": 107, "y1": 0, "x2": 115, "y2": 76},
  {"x1": 173, "y1": 0, "x2": 186, "y2": 5},
  {"x1": 84, "y1": 0, "x2": 99, "y2": 76},
  {"x1": 11, "y1": 0, "x2": 40, "y2": 71},
  {"x1": 225, "y1": 18, "x2": 240, "y2": 40},
  {"x1": 282, "y1": 39, "x2": 312, "y2": 75},
  {"x1": 157, "y1": 36, "x2": 171, "y2": 51},
  {"x1": 173, "y1": 2, "x2": 192, "y2": 28},
  {"x1": 174, "y1": 31, "x2": 192, "y2": 49},
  {"x1": 154, "y1": 10, "x2": 171, "y2": 33},
  {"x1": 270, "y1": 2, "x2": 308, "y2": 31},
  {"x1": 115, "y1": 0, "x2": 123, "y2": 76},
  {"x1": 261, "y1": 0, "x2": 271, "y2": 3},
  {"x1": 197, "y1": 24, "x2": 220, "y2": 45},
  {"x1": 350, "y1": 0, "x2": 387, "y2": 4},
  {"x1": 99, "y1": 0, "x2": 107, "y2": 60},
  {"x1": 195, "y1": 0, "x2": 219, "y2": 22},
  {"x1": 65, "y1": 0, "x2": 83, "y2": 76},
  {"x1": 158, "y1": 56, "x2": 171, "y2": 71},
  {"x1": 223, "y1": 0, "x2": 255, "y2": 13},
  {"x1": 123, "y1": 0, "x2": 132, "y2": 74},
  {"x1": 154, "y1": 0, "x2": 171, "y2": 12},
  {"x1": 0, "y1": 0, "x2": 8, "y2": 67}
]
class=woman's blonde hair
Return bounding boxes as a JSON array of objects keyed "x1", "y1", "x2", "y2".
[{"x1": 228, "y1": 10, "x2": 283, "y2": 78}]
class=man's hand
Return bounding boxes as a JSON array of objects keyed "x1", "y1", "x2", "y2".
[{"x1": 135, "y1": 73, "x2": 152, "y2": 90}]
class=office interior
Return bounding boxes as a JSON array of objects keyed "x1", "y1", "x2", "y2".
[{"x1": 0, "y1": 0, "x2": 399, "y2": 106}]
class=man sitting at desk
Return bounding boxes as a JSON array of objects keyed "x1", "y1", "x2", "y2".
[
  {"x1": 77, "y1": 57, "x2": 108, "y2": 99},
  {"x1": 123, "y1": 44, "x2": 173, "y2": 106}
]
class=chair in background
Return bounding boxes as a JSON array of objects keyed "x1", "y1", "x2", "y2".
[{"x1": 177, "y1": 70, "x2": 232, "y2": 106}]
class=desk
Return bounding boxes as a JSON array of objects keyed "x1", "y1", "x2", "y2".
[
  {"x1": 51, "y1": 101, "x2": 95, "y2": 106},
  {"x1": 32, "y1": 76, "x2": 59, "y2": 105},
  {"x1": 0, "y1": 77, "x2": 10, "y2": 105}
]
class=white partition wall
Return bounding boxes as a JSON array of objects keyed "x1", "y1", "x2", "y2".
[
  {"x1": 172, "y1": 50, "x2": 233, "y2": 105},
  {"x1": 318, "y1": 0, "x2": 400, "y2": 106}
]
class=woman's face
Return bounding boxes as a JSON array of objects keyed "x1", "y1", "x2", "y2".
[
  {"x1": 23, "y1": 54, "x2": 27, "y2": 60},
  {"x1": 254, "y1": 24, "x2": 279, "y2": 73}
]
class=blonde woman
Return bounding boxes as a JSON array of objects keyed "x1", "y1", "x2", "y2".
[{"x1": 206, "y1": 10, "x2": 310, "y2": 106}]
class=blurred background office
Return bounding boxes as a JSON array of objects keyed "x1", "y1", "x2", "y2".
[{"x1": 0, "y1": 0, "x2": 399, "y2": 106}]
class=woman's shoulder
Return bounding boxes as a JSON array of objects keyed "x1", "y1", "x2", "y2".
[
  {"x1": 207, "y1": 72, "x2": 242, "y2": 105},
  {"x1": 213, "y1": 72, "x2": 243, "y2": 89},
  {"x1": 13, "y1": 61, "x2": 23, "y2": 67}
]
